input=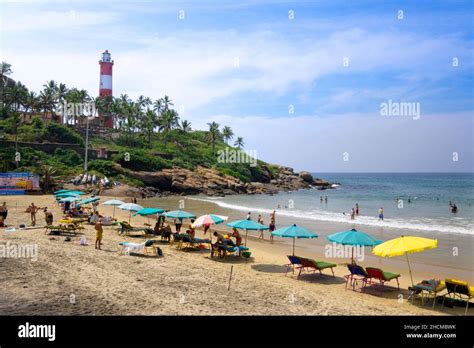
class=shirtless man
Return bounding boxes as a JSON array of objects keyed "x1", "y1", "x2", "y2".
[
  {"x1": 29, "y1": 203, "x2": 41, "y2": 226},
  {"x1": 95, "y1": 219, "x2": 104, "y2": 250}
]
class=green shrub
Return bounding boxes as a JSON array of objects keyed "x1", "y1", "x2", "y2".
[
  {"x1": 53, "y1": 148, "x2": 82, "y2": 166},
  {"x1": 112, "y1": 149, "x2": 172, "y2": 172},
  {"x1": 87, "y1": 160, "x2": 119, "y2": 176},
  {"x1": 44, "y1": 122, "x2": 84, "y2": 145}
]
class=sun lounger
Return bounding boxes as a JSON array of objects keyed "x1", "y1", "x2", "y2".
[
  {"x1": 344, "y1": 263, "x2": 369, "y2": 291},
  {"x1": 119, "y1": 240, "x2": 156, "y2": 256},
  {"x1": 44, "y1": 224, "x2": 84, "y2": 236},
  {"x1": 364, "y1": 267, "x2": 400, "y2": 290},
  {"x1": 297, "y1": 258, "x2": 336, "y2": 279},
  {"x1": 210, "y1": 243, "x2": 249, "y2": 258},
  {"x1": 172, "y1": 233, "x2": 211, "y2": 250},
  {"x1": 408, "y1": 279, "x2": 446, "y2": 309},
  {"x1": 285, "y1": 255, "x2": 303, "y2": 276},
  {"x1": 442, "y1": 279, "x2": 473, "y2": 315},
  {"x1": 118, "y1": 221, "x2": 148, "y2": 234}
]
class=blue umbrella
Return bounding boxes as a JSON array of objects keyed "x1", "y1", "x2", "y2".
[
  {"x1": 133, "y1": 207, "x2": 165, "y2": 224},
  {"x1": 163, "y1": 210, "x2": 196, "y2": 219},
  {"x1": 326, "y1": 228, "x2": 381, "y2": 262},
  {"x1": 272, "y1": 224, "x2": 318, "y2": 255},
  {"x1": 226, "y1": 219, "x2": 268, "y2": 246},
  {"x1": 133, "y1": 207, "x2": 165, "y2": 216},
  {"x1": 78, "y1": 197, "x2": 100, "y2": 205}
]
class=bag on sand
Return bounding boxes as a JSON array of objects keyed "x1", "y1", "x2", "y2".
[
  {"x1": 80, "y1": 236, "x2": 87, "y2": 245},
  {"x1": 156, "y1": 247, "x2": 163, "y2": 257}
]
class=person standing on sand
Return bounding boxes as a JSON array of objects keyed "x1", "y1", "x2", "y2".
[
  {"x1": 29, "y1": 203, "x2": 41, "y2": 226},
  {"x1": 355, "y1": 203, "x2": 359, "y2": 215},
  {"x1": 174, "y1": 217, "x2": 183, "y2": 232},
  {"x1": 95, "y1": 219, "x2": 103, "y2": 250},
  {"x1": 257, "y1": 214, "x2": 264, "y2": 239},
  {"x1": 378, "y1": 207, "x2": 384, "y2": 221},
  {"x1": 0, "y1": 202, "x2": 8, "y2": 222},
  {"x1": 269, "y1": 210, "x2": 276, "y2": 241},
  {"x1": 43, "y1": 208, "x2": 53, "y2": 226}
]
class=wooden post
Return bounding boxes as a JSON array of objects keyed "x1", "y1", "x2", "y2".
[
  {"x1": 227, "y1": 265, "x2": 234, "y2": 291},
  {"x1": 405, "y1": 253, "x2": 414, "y2": 286}
]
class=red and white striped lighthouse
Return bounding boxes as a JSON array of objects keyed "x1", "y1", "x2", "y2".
[{"x1": 99, "y1": 50, "x2": 114, "y2": 128}]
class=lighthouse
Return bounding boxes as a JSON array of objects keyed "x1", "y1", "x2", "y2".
[{"x1": 98, "y1": 50, "x2": 114, "y2": 128}]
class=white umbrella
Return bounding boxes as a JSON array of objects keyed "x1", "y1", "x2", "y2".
[
  {"x1": 118, "y1": 203, "x2": 144, "y2": 223},
  {"x1": 103, "y1": 199, "x2": 125, "y2": 218}
]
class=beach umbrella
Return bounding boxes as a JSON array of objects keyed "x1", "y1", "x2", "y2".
[
  {"x1": 327, "y1": 228, "x2": 382, "y2": 263},
  {"x1": 118, "y1": 203, "x2": 144, "y2": 223},
  {"x1": 55, "y1": 192, "x2": 80, "y2": 199},
  {"x1": 133, "y1": 207, "x2": 165, "y2": 224},
  {"x1": 372, "y1": 235, "x2": 438, "y2": 286},
  {"x1": 102, "y1": 199, "x2": 125, "y2": 218},
  {"x1": 191, "y1": 214, "x2": 228, "y2": 228},
  {"x1": 78, "y1": 197, "x2": 100, "y2": 205},
  {"x1": 163, "y1": 210, "x2": 196, "y2": 219},
  {"x1": 55, "y1": 191, "x2": 85, "y2": 196},
  {"x1": 59, "y1": 196, "x2": 82, "y2": 203},
  {"x1": 226, "y1": 219, "x2": 268, "y2": 246},
  {"x1": 54, "y1": 189, "x2": 73, "y2": 194},
  {"x1": 272, "y1": 224, "x2": 318, "y2": 256}
]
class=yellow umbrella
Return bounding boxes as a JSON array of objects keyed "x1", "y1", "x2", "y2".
[{"x1": 372, "y1": 235, "x2": 437, "y2": 286}]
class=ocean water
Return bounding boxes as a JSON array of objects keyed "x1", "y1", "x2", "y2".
[{"x1": 189, "y1": 173, "x2": 474, "y2": 236}]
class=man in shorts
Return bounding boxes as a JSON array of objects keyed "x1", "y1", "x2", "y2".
[{"x1": 95, "y1": 219, "x2": 104, "y2": 250}]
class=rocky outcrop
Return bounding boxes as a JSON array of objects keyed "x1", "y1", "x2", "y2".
[{"x1": 114, "y1": 163, "x2": 333, "y2": 197}]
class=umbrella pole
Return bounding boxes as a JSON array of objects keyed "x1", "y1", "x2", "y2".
[
  {"x1": 352, "y1": 247, "x2": 354, "y2": 264},
  {"x1": 245, "y1": 229, "x2": 248, "y2": 246},
  {"x1": 405, "y1": 253, "x2": 414, "y2": 286},
  {"x1": 113, "y1": 206, "x2": 115, "y2": 219},
  {"x1": 293, "y1": 238, "x2": 295, "y2": 256},
  {"x1": 129, "y1": 211, "x2": 131, "y2": 224}
]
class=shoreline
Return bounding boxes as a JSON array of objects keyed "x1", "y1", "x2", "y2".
[{"x1": 0, "y1": 194, "x2": 472, "y2": 315}]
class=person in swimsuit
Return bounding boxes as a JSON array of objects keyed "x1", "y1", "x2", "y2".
[
  {"x1": 29, "y1": 203, "x2": 41, "y2": 226},
  {"x1": 355, "y1": 203, "x2": 359, "y2": 215},
  {"x1": 43, "y1": 208, "x2": 53, "y2": 226},
  {"x1": 95, "y1": 219, "x2": 104, "y2": 250},
  {"x1": 269, "y1": 210, "x2": 276, "y2": 241},
  {"x1": 378, "y1": 207, "x2": 384, "y2": 221}
]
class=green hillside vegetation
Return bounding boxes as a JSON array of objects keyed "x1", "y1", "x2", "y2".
[{"x1": 0, "y1": 62, "x2": 279, "y2": 189}]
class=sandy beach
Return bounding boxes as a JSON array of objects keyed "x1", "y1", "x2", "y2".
[{"x1": 0, "y1": 193, "x2": 472, "y2": 316}]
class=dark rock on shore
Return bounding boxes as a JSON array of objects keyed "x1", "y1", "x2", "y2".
[{"x1": 114, "y1": 163, "x2": 334, "y2": 197}]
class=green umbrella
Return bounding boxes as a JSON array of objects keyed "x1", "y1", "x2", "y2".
[
  {"x1": 163, "y1": 210, "x2": 196, "y2": 219},
  {"x1": 226, "y1": 219, "x2": 268, "y2": 246},
  {"x1": 133, "y1": 207, "x2": 165, "y2": 224},
  {"x1": 78, "y1": 197, "x2": 100, "y2": 205},
  {"x1": 326, "y1": 228, "x2": 382, "y2": 263},
  {"x1": 271, "y1": 224, "x2": 318, "y2": 255}
]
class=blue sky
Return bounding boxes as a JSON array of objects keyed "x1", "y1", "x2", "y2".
[{"x1": 1, "y1": 0, "x2": 473, "y2": 172}]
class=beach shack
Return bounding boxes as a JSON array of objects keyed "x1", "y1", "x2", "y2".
[{"x1": 0, "y1": 173, "x2": 41, "y2": 195}]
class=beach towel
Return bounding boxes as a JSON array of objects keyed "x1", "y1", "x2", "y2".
[{"x1": 120, "y1": 241, "x2": 146, "y2": 255}]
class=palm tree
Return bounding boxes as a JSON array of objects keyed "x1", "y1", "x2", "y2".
[
  {"x1": 141, "y1": 109, "x2": 158, "y2": 147},
  {"x1": 162, "y1": 95, "x2": 174, "y2": 111},
  {"x1": 3, "y1": 81, "x2": 28, "y2": 111},
  {"x1": 207, "y1": 121, "x2": 221, "y2": 152},
  {"x1": 222, "y1": 126, "x2": 234, "y2": 144},
  {"x1": 159, "y1": 109, "x2": 179, "y2": 145},
  {"x1": 25, "y1": 91, "x2": 38, "y2": 113},
  {"x1": 34, "y1": 164, "x2": 58, "y2": 193},
  {"x1": 0, "y1": 61, "x2": 12, "y2": 87},
  {"x1": 234, "y1": 137, "x2": 244, "y2": 149},
  {"x1": 153, "y1": 98, "x2": 164, "y2": 115},
  {"x1": 179, "y1": 120, "x2": 192, "y2": 133}
]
